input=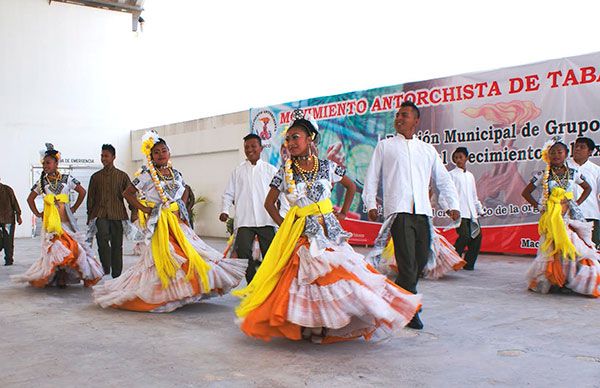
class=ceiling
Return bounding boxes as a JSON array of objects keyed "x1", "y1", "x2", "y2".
[{"x1": 49, "y1": 0, "x2": 145, "y2": 31}]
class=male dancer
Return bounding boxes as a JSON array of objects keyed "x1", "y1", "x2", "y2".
[
  {"x1": 0, "y1": 178, "x2": 22, "y2": 265},
  {"x1": 87, "y1": 144, "x2": 132, "y2": 278},
  {"x1": 363, "y1": 101, "x2": 460, "y2": 329},
  {"x1": 449, "y1": 147, "x2": 484, "y2": 270},
  {"x1": 570, "y1": 137, "x2": 600, "y2": 248},
  {"x1": 220, "y1": 134, "x2": 284, "y2": 283}
]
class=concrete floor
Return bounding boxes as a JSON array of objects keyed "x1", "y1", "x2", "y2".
[{"x1": 0, "y1": 237, "x2": 599, "y2": 388}]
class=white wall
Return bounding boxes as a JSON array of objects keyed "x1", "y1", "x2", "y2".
[
  {"x1": 0, "y1": 0, "x2": 139, "y2": 237},
  {"x1": 0, "y1": 0, "x2": 251, "y2": 239}
]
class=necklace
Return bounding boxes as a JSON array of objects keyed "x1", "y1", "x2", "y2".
[
  {"x1": 156, "y1": 167, "x2": 177, "y2": 191},
  {"x1": 47, "y1": 172, "x2": 62, "y2": 193},
  {"x1": 550, "y1": 165, "x2": 570, "y2": 189},
  {"x1": 293, "y1": 157, "x2": 319, "y2": 189}
]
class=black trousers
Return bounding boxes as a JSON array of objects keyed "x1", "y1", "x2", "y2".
[
  {"x1": 235, "y1": 226, "x2": 276, "y2": 283},
  {"x1": 587, "y1": 219, "x2": 599, "y2": 249},
  {"x1": 0, "y1": 223, "x2": 15, "y2": 264},
  {"x1": 454, "y1": 218, "x2": 482, "y2": 269},
  {"x1": 96, "y1": 219, "x2": 124, "y2": 278},
  {"x1": 390, "y1": 213, "x2": 431, "y2": 294}
]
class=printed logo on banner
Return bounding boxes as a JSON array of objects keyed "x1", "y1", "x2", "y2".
[{"x1": 251, "y1": 110, "x2": 277, "y2": 148}]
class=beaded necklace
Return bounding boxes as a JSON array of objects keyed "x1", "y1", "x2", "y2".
[
  {"x1": 293, "y1": 156, "x2": 319, "y2": 190},
  {"x1": 47, "y1": 172, "x2": 62, "y2": 193},
  {"x1": 156, "y1": 166, "x2": 178, "y2": 191},
  {"x1": 550, "y1": 165, "x2": 570, "y2": 190},
  {"x1": 146, "y1": 158, "x2": 169, "y2": 204}
]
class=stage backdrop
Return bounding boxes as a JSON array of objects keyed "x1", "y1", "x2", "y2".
[{"x1": 250, "y1": 52, "x2": 600, "y2": 255}]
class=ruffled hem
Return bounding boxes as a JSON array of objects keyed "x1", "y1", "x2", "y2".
[
  {"x1": 527, "y1": 219, "x2": 600, "y2": 296},
  {"x1": 11, "y1": 227, "x2": 103, "y2": 288},
  {"x1": 93, "y1": 224, "x2": 247, "y2": 312},
  {"x1": 367, "y1": 230, "x2": 465, "y2": 281},
  {"x1": 239, "y1": 237, "x2": 421, "y2": 343},
  {"x1": 423, "y1": 232, "x2": 466, "y2": 279}
]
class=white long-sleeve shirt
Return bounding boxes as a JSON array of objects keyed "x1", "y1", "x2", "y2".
[
  {"x1": 569, "y1": 158, "x2": 600, "y2": 220},
  {"x1": 448, "y1": 167, "x2": 484, "y2": 220},
  {"x1": 221, "y1": 159, "x2": 283, "y2": 228},
  {"x1": 362, "y1": 134, "x2": 459, "y2": 218}
]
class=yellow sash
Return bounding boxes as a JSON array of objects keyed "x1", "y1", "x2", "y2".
[
  {"x1": 141, "y1": 200, "x2": 211, "y2": 289},
  {"x1": 538, "y1": 187, "x2": 577, "y2": 261},
  {"x1": 233, "y1": 198, "x2": 333, "y2": 318},
  {"x1": 382, "y1": 238, "x2": 395, "y2": 258},
  {"x1": 43, "y1": 193, "x2": 69, "y2": 236}
]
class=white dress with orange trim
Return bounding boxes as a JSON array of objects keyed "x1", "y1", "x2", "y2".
[
  {"x1": 92, "y1": 167, "x2": 247, "y2": 312},
  {"x1": 12, "y1": 175, "x2": 104, "y2": 288},
  {"x1": 526, "y1": 168, "x2": 600, "y2": 296},
  {"x1": 366, "y1": 214, "x2": 465, "y2": 281},
  {"x1": 234, "y1": 160, "x2": 421, "y2": 343}
]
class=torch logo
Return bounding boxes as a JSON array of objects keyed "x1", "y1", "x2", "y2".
[{"x1": 251, "y1": 110, "x2": 277, "y2": 141}]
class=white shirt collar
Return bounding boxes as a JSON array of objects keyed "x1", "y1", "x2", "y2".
[
  {"x1": 245, "y1": 159, "x2": 262, "y2": 167},
  {"x1": 395, "y1": 133, "x2": 414, "y2": 140}
]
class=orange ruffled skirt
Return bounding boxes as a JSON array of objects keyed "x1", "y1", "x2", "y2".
[
  {"x1": 371, "y1": 229, "x2": 465, "y2": 281},
  {"x1": 12, "y1": 225, "x2": 103, "y2": 288},
  {"x1": 527, "y1": 218, "x2": 600, "y2": 296},
  {"x1": 240, "y1": 237, "x2": 422, "y2": 343},
  {"x1": 93, "y1": 222, "x2": 247, "y2": 312}
]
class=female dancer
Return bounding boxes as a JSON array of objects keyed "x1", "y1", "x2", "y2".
[
  {"x1": 522, "y1": 136, "x2": 600, "y2": 296},
  {"x1": 234, "y1": 110, "x2": 421, "y2": 343},
  {"x1": 93, "y1": 131, "x2": 247, "y2": 312},
  {"x1": 12, "y1": 144, "x2": 103, "y2": 288}
]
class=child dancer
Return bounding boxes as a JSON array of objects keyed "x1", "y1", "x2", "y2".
[
  {"x1": 449, "y1": 147, "x2": 484, "y2": 270},
  {"x1": 522, "y1": 137, "x2": 600, "y2": 296},
  {"x1": 12, "y1": 144, "x2": 103, "y2": 288},
  {"x1": 93, "y1": 132, "x2": 247, "y2": 312},
  {"x1": 234, "y1": 110, "x2": 421, "y2": 343}
]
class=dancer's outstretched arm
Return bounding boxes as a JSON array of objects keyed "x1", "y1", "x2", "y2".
[{"x1": 123, "y1": 184, "x2": 152, "y2": 214}]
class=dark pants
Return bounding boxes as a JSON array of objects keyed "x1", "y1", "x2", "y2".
[
  {"x1": 587, "y1": 219, "x2": 600, "y2": 249},
  {"x1": 235, "y1": 226, "x2": 276, "y2": 283},
  {"x1": 454, "y1": 218, "x2": 482, "y2": 269},
  {"x1": 0, "y1": 223, "x2": 15, "y2": 264},
  {"x1": 390, "y1": 213, "x2": 431, "y2": 294},
  {"x1": 96, "y1": 219, "x2": 124, "y2": 278}
]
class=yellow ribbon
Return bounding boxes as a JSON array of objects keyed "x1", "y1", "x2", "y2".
[
  {"x1": 138, "y1": 206, "x2": 149, "y2": 230},
  {"x1": 42, "y1": 194, "x2": 69, "y2": 236},
  {"x1": 382, "y1": 238, "x2": 395, "y2": 258},
  {"x1": 538, "y1": 187, "x2": 578, "y2": 261},
  {"x1": 233, "y1": 198, "x2": 334, "y2": 318},
  {"x1": 141, "y1": 200, "x2": 211, "y2": 289}
]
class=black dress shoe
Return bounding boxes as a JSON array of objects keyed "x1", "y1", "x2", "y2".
[
  {"x1": 463, "y1": 266, "x2": 474, "y2": 271},
  {"x1": 4, "y1": 261, "x2": 13, "y2": 266},
  {"x1": 407, "y1": 313, "x2": 424, "y2": 330}
]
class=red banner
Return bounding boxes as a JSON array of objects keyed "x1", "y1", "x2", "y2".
[{"x1": 342, "y1": 218, "x2": 539, "y2": 255}]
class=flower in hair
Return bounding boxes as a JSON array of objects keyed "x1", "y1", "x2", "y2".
[{"x1": 141, "y1": 130, "x2": 160, "y2": 156}]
